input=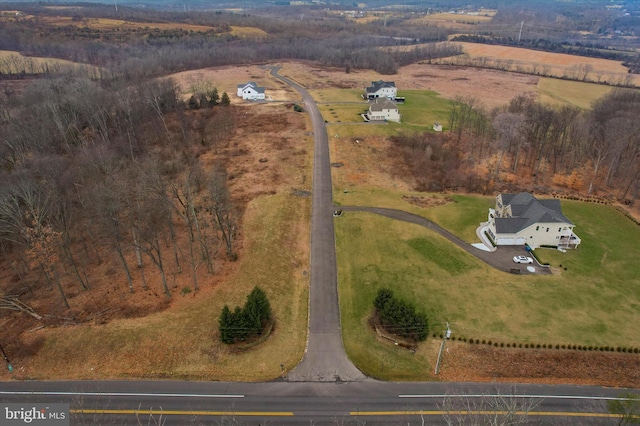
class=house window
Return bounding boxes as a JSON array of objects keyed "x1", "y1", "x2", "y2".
[
  {"x1": 536, "y1": 226, "x2": 539, "y2": 231},
  {"x1": 558, "y1": 227, "x2": 562, "y2": 232},
  {"x1": 546, "y1": 228, "x2": 549, "y2": 232}
]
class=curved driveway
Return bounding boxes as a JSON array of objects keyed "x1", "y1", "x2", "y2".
[
  {"x1": 338, "y1": 206, "x2": 552, "y2": 275},
  {"x1": 268, "y1": 67, "x2": 366, "y2": 381}
]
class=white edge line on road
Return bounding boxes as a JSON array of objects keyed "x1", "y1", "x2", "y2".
[
  {"x1": 0, "y1": 391, "x2": 244, "y2": 398},
  {"x1": 399, "y1": 394, "x2": 634, "y2": 401}
]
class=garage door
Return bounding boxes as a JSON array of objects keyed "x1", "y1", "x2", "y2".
[
  {"x1": 497, "y1": 237, "x2": 515, "y2": 245},
  {"x1": 515, "y1": 237, "x2": 526, "y2": 245}
]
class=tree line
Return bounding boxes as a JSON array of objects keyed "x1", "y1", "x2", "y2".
[
  {"x1": 392, "y1": 89, "x2": 640, "y2": 203},
  {"x1": 0, "y1": 3, "x2": 459, "y2": 78}
]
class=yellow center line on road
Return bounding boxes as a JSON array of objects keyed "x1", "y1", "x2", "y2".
[
  {"x1": 71, "y1": 409, "x2": 294, "y2": 417},
  {"x1": 350, "y1": 410, "x2": 624, "y2": 418}
]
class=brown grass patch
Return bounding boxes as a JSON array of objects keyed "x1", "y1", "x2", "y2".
[
  {"x1": 402, "y1": 195, "x2": 454, "y2": 208},
  {"x1": 38, "y1": 16, "x2": 219, "y2": 32},
  {"x1": 438, "y1": 342, "x2": 640, "y2": 388},
  {"x1": 329, "y1": 135, "x2": 415, "y2": 192},
  {"x1": 170, "y1": 65, "x2": 300, "y2": 104}
]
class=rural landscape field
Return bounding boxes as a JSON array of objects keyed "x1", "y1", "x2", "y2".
[{"x1": 1, "y1": 0, "x2": 640, "y2": 396}]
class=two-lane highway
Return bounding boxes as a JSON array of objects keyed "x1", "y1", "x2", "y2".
[{"x1": 0, "y1": 380, "x2": 631, "y2": 425}]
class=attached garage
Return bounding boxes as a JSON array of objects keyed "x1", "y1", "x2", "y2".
[
  {"x1": 497, "y1": 237, "x2": 516, "y2": 245},
  {"x1": 496, "y1": 236, "x2": 526, "y2": 246}
]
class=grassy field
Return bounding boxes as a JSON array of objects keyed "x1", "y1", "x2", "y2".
[
  {"x1": 446, "y1": 42, "x2": 640, "y2": 87},
  {"x1": 397, "y1": 90, "x2": 451, "y2": 130},
  {"x1": 38, "y1": 16, "x2": 218, "y2": 32},
  {"x1": 326, "y1": 122, "x2": 403, "y2": 139},
  {"x1": 537, "y1": 78, "x2": 613, "y2": 109},
  {"x1": 229, "y1": 26, "x2": 268, "y2": 38},
  {"x1": 20, "y1": 192, "x2": 310, "y2": 381},
  {"x1": 334, "y1": 189, "x2": 492, "y2": 243},
  {"x1": 318, "y1": 103, "x2": 369, "y2": 123},
  {"x1": 310, "y1": 89, "x2": 364, "y2": 103},
  {"x1": 336, "y1": 200, "x2": 640, "y2": 380},
  {"x1": 0, "y1": 50, "x2": 94, "y2": 74}
]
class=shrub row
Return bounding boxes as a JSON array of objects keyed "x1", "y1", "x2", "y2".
[
  {"x1": 433, "y1": 333, "x2": 640, "y2": 353},
  {"x1": 616, "y1": 206, "x2": 640, "y2": 227}
]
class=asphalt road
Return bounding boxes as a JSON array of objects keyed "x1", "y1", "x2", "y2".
[
  {"x1": 268, "y1": 66, "x2": 366, "y2": 382},
  {"x1": 1, "y1": 380, "x2": 633, "y2": 425}
]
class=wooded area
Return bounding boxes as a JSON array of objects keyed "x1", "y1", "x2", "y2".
[
  {"x1": 0, "y1": 67, "x2": 241, "y2": 317},
  {"x1": 391, "y1": 90, "x2": 640, "y2": 201}
]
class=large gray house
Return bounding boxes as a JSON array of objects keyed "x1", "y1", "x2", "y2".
[
  {"x1": 486, "y1": 192, "x2": 581, "y2": 249},
  {"x1": 365, "y1": 80, "x2": 397, "y2": 100}
]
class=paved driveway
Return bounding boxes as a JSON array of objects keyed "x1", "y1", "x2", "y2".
[
  {"x1": 268, "y1": 67, "x2": 367, "y2": 382},
  {"x1": 338, "y1": 206, "x2": 552, "y2": 276}
]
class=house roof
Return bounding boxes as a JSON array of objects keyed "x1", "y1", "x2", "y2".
[
  {"x1": 495, "y1": 192, "x2": 574, "y2": 233},
  {"x1": 369, "y1": 98, "x2": 397, "y2": 112},
  {"x1": 238, "y1": 82, "x2": 265, "y2": 94},
  {"x1": 237, "y1": 81, "x2": 258, "y2": 89},
  {"x1": 366, "y1": 80, "x2": 396, "y2": 94}
]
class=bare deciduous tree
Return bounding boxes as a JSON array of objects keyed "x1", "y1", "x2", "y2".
[{"x1": 439, "y1": 386, "x2": 541, "y2": 426}]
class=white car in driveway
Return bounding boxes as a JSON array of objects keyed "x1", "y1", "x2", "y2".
[{"x1": 513, "y1": 255, "x2": 534, "y2": 264}]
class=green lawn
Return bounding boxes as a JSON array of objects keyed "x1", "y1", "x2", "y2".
[
  {"x1": 336, "y1": 199, "x2": 640, "y2": 380},
  {"x1": 397, "y1": 90, "x2": 452, "y2": 131},
  {"x1": 334, "y1": 188, "x2": 493, "y2": 243},
  {"x1": 316, "y1": 89, "x2": 452, "y2": 137},
  {"x1": 318, "y1": 103, "x2": 369, "y2": 123}
]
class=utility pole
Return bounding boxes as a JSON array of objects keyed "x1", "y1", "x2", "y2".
[
  {"x1": 518, "y1": 21, "x2": 524, "y2": 42},
  {"x1": 114, "y1": 0, "x2": 118, "y2": 13},
  {"x1": 435, "y1": 322, "x2": 452, "y2": 375}
]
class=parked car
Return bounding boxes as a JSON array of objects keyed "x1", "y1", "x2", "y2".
[{"x1": 513, "y1": 255, "x2": 533, "y2": 264}]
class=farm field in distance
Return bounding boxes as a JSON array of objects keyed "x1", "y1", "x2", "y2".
[{"x1": 442, "y1": 42, "x2": 640, "y2": 87}]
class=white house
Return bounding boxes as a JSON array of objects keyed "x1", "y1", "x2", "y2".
[
  {"x1": 486, "y1": 192, "x2": 581, "y2": 249},
  {"x1": 236, "y1": 82, "x2": 265, "y2": 101},
  {"x1": 365, "y1": 80, "x2": 397, "y2": 100},
  {"x1": 364, "y1": 98, "x2": 400, "y2": 122}
]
